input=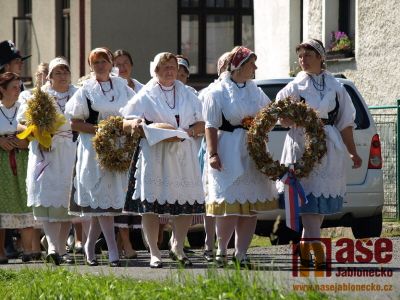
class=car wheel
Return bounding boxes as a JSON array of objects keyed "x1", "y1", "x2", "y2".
[
  {"x1": 130, "y1": 228, "x2": 147, "y2": 251},
  {"x1": 351, "y1": 213, "x2": 383, "y2": 239},
  {"x1": 270, "y1": 222, "x2": 301, "y2": 245},
  {"x1": 187, "y1": 231, "x2": 206, "y2": 249}
]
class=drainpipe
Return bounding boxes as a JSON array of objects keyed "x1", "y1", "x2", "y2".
[{"x1": 79, "y1": 0, "x2": 85, "y2": 77}]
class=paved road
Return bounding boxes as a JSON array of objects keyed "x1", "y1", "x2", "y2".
[{"x1": 1, "y1": 237, "x2": 399, "y2": 299}]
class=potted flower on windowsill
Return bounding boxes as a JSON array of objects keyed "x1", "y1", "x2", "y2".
[{"x1": 327, "y1": 31, "x2": 354, "y2": 59}]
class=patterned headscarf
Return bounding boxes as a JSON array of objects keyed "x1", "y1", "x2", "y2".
[
  {"x1": 230, "y1": 46, "x2": 256, "y2": 71},
  {"x1": 300, "y1": 39, "x2": 326, "y2": 61}
]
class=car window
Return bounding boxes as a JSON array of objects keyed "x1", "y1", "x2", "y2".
[
  {"x1": 343, "y1": 84, "x2": 370, "y2": 130},
  {"x1": 259, "y1": 84, "x2": 285, "y2": 101},
  {"x1": 258, "y1": 83, "x2": 370, "y2": 130}
]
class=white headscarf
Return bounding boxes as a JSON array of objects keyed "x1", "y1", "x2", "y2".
[
  {"x1": 300, "y1": 39, "x2": 326, "y2": 61},
  {"x1": 47, "y1": 57, "x2": 69, "y2": 79},
  {"x1": 149, "y1": 52, "x2": 169, "y2": 78}
]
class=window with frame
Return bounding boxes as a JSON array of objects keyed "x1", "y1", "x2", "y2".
[
  {"x1": 325, "y1": 0, "x2": 355, "y2": 58},
  {"x1": 13, "y1": 0, "x2": 32, "y2": 82},
  {"x1": 61, "y1": 0, "x2": 71, "y2": 61},
  {"x1": 178, "y1": 0, "x2": 254, "y2": 80}
]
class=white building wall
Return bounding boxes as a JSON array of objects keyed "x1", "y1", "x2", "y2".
[
  {"x1": 89, "y1": 0, "x2": 177, "y2": 84},
  {"x1": 30, "y1": 0, "x2": 59, "y2": 71},
  {"x1": 314, "y1": 0, "x2": 400, "y2": 105},
  {"x1": 254, "y1": 0, "x2": 301, "y2": 79},
  {"x1": 0, "y1": 0, "x2": 19, "y2": 41}
]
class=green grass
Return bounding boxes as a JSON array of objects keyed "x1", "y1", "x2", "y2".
[
  {"x1": 382, "y1": 221, "x2": 400, "y2": 237},
  {"x1": 250, "y1": 234, "x2": 272, "y2": 247},
  {"x1": 0, "y1": 267, "x2": 335, "y2": 300}
]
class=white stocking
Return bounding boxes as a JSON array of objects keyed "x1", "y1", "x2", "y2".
[
  {"x1": 301, "y1": 214, "x2": 322, "y2": 240},
  {"x1": 84, "y1": 217, "x2": 102, "y2": 262},
  {"x1": 81, "y1": 220, "x2": 90, "y2": 244},
  {"x1": 57, "y1": 222, "x2": 72, "y2": 256},
  {"x1": 234, "y1": 216, "x2": 257, "y2": 261},
  {"x1": 171, "y1": 215, "x2": 192, "y2": 258},
  {"x1": 42, "y1": 221, "x2": 61, "y2": 255},
  {"x1": 142, "y1": 214, "x2": 161, "y2": 264},
  {"x1": 215, "y1": 216, "x2": 237, "y2": 256},
  {"x1": 97, "y1": 216, "x2": 119, "y2": 262},
  {"x1": 204, "y1": 216, "x2": 216, "y2": 251}
]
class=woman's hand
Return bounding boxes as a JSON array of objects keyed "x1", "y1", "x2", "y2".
[
  {"x1": 162, "y1": 136, "x2": 182, "y2": 142},
  {"x1": 0, "y1": 136, "x2": 17, "y2": 151},
  {"x1": 209, "y1": 153, "x2": 222, "y2": 171},
  {"x1": 184, "y1": 121, "x2": 205, "y2": 138},
  {"x1": 70, "y1": 119, "x2": 96, "y2": 135},
  {"x1": 350, "y1": 153, "x2": 362, "y2": 169},
  {"x1": 341, "y1": 126, "x2": 362, "y2": 169},
  {"x1": 123, "y1": 119, "x2": 144, "y2": 137},
  {"x1": 9, "y1": 136, "x2": 29, "y2": 149},
  {"x1": 184, "y1": 128, "x2": 196, "y2": 138}
]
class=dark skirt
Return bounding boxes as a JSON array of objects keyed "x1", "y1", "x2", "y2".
[{"x1": 123, "y1": 145, "x2": 205, "y2": 216}]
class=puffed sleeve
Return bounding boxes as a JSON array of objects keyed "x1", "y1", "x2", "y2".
[
  {"x1": 16, "y1": 101, "x2": 27, "y2": 124},
  {"x1": 276, "y1": 82, "x2": 299, "y2": 101},
  {"x1": 334, "y1": 84, "x2": 356, "y2": 131},
  {"x1": 120, "y1": 94, "x2": 146, "y2": 119},
  {"x1": 64, "y1": 87, "x2": 89, "y2": 120},
  {"x1": 18, "y1": 90, "x2": 32, "y2": 105},
  {"x1": 258, "y1": 87, "x2": 271, "y2": 107},
  {"x1": 190, "y1": 93, "x2": 204, "y2": 122},
  {"x1": 202, "y1": 90, "x2": 222, "y2": 129}
]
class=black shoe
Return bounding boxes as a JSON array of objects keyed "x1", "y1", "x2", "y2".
[
  {"x1": 215, "y1": 254, "x2": 227, "y2": 268},
  {"x1": 315, "y1": 261, "x2": 328, "y2": 270},
  {"x1": 169, "y1": 251, "x2": 192, "y2": 267},
  {"x1": 149, "y1": 260, "x2": 163, "y2": 268},
  {"x1": 300, "y1": 258, "x2": 313, "y2": 268},
  {"x1": 94, "y1": 239, "x2": 104, "y2": 254},
  {"x1": 30, "y1": 252, "x2": 42, "y2": 260},
  {"x1": 5, "y1": 250, "x2": 20, "y2": 259},
  {"x1": 46, "y1": 253, "x2": 61, "y2": 265},
  {"x1": 232, "y1": 255, "x2": 253, "y2": 269},
  {"x1": 109, "y1": 260, "x2": 121, "y2": 267},
  {"x1": 203, "y1": 250, "x2": 214, "y2": 263},
  {"x1": 178, "y1": 256, "x2": 192, "y2": 267},
  {"x1": 183, "y1": 247, "x2": 195, "y2": 254},
  {"x1": 61, "y1": 254, "x2": 75, "y2": 265},
  {"x1": 85, "y1": 259, "x2": 99, "y2": 266},
  {"x1": 169, "y1": 250, "x2": 178, "y2": 261},
  {"x1": 0, "y1": 257, "x2": 8, "y2": 264},
  {"x1": 21, "y1": 254, "x2": 32, "y2": 263}
]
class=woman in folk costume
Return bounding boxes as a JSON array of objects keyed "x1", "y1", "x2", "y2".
[
  {"x1": 65, "y1": 48, "x2": 135, "y2": 267},
  {"x1": 17, "y1": 57, "x2": 78, "y2": 265},
  {"x1": 0, "y1": 72, "x2": 36, "y2": 264},
  {"x1": 122, "y1": 52, "x2": 205, "y2": 268},
  {"x1": 198, "y1": 51, "x2": 230, "y2": 263},
  {"x1": 113, "y1": 49, "x2": 143, "y2": 259},
  {"x1": 17, "y1": 62, "x2": 50, "y2": 261},
  {"x1": 276, "y1": 39, "x2": 362, "y2": 269},
  {"x1": 203, "y1": 46, "x2": 278, "y2": 268},
  {"x1": 114, "y1": 49, "x2": 143, "y2": 93}
]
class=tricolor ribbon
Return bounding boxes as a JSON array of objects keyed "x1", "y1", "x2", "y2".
[{"x1": 282, "y1": 169, "x2": 307, "y2": 232}]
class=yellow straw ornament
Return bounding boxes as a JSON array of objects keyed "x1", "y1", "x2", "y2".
[{"x1": 17, "y1": 87, "x2": 66, "y2": 148}]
